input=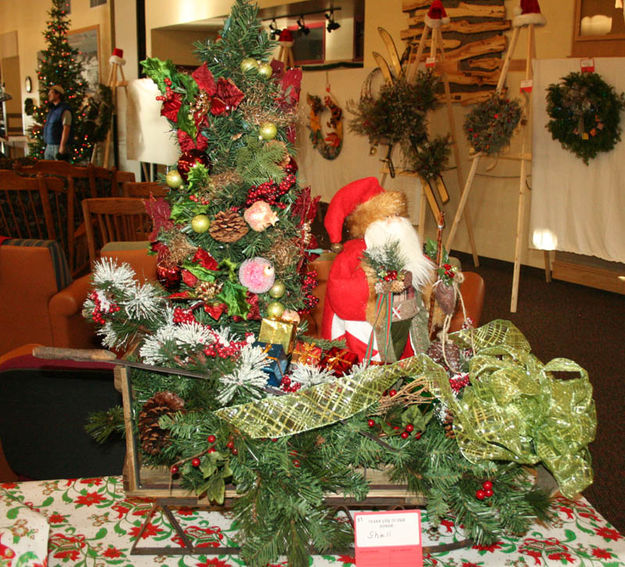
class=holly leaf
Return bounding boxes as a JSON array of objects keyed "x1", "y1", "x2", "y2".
[
  {"x1": 199, "y1": 474, "x2": 226, "y2": 504},
  {"x1": 184, "y1": 263, "x2": 218, "y2": 283},
  {"x1": 218, "y1": 280, "x2": 250, "y2": 319},
  {"x1": 141, "y1": 58, "x2": 178, "y2": 91}
]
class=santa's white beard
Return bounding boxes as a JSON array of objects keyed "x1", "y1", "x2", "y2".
[{"x1": 364, "y1": 216, "x2": 434, "y2": 290}]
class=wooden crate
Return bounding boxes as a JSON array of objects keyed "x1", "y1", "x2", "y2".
[{"x1": 114, "y1": 365, "x2": 426, "y2": 507}]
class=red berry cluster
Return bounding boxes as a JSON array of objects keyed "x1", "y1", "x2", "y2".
[
  {"x1": 188, "y1": 195, "x2": 211, "y2": 204},
  {"x1": 442, "y1": 263, "x2": 455, "y2": 278},
  {"x1": 449, "y1": 373, "x2": 470, "y2": 394},
  {"x1": 155, "y1": 78, "x2": 175, "y2": 102},
  {"x1": 367, "y1": 417, "x2": 423, "y2": 440},
  {"x1": 203, "y1": 338, "x2": 247, "y2": 359},
  {"x1": 476, "y1": 480, "x2": 494, "y2": 500},
  {"x1": 88, "y1": 290, "x2": 120, "y2": 324},
  {"x1": 280, "y1": 375, "x2": 302, "y2": 393},
  {"x1": 246, "y1": 174, "x2": 296, "y2": 208},
  {"x1": 381, "y1": 269, "x2": 398, "y2": 282},
  {"x1": 299, "y1": 270, "x2": 319, "y2": 313},
  {"x1": 173, "y1": 307, "x2": 196, "y2": 324}
]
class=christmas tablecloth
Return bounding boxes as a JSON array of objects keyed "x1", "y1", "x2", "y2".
[{"x1": 1, "y1": 476, "x2": 624, "y2": 566}]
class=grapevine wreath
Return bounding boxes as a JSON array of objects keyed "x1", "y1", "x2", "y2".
[
  {"x1": 463, "y1": 94, "x2": 523, "y2": 155},
  {"x1": 306, "y1": 93, "x2": 343, "y2": 160},
  {"x1": 546, "y1": 71, "x2": 625, "y2": 164}
]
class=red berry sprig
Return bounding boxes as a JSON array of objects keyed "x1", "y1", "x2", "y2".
[{"x1": 476, "y1": 480, "x2": 494, "y2": 500}]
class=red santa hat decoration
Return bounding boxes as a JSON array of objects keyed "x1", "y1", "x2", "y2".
[
  {"x1": 109, "y1": 47, "x2": 126, "y2": 66},
  {"x1": 513, "y1": 0, "x2": 547, "y2": 27},
  {"x1": 425, "y1": 0, "x2": 451, "y2": 29},
  {"x1": 324, "y1": 177, "x2": 407, "y2": 248}
]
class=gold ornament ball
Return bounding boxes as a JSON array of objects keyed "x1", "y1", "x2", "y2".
[
  {"x1": 266, "y1": 301, "x2": 285, "y2": 319},
  {"x1": 269, "y1": 281, "x2": 285, "y2": 299},
  {"x1": 240, "y1": 58, "x2": 259, "y2": 72},
  {"x1": 258, "y1": 63, "x2": 273, "y2": 79},
  {"x1": 259, "y1": 122, "x2": 278, "y2": 141},
  {"x1": 165, "y1": 169, "x2": 183, "y2": 189},
  {"x1": 191, "y1": 214, "x2": 211, "y2": 233}
]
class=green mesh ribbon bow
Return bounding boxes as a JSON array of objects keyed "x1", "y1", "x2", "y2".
[{"x1": 217, "y1": 320, "x2": 596, "y2": 499}]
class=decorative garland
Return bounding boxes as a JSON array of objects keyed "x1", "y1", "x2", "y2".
[
  {"x1": 348, "y1": 71, "x2": 451, "y2": 179},
  {"x1": 306, "y1": 94, "x2": 343, "y2": 160},
  {"x1": 463, "y1": 94, "x2": 522, "y2": 155},
  {"x1": 546, "y1": 71, "x2": 625, "y2": 164}
]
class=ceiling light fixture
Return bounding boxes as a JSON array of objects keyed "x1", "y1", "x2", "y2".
[
  {"x1": 325, "y1": 9, "x2": 340, "y2": 32},
  {"x1": 297, "y1": 15, "x2": 310, "y2": 36},
  {"x1": 269, "y1": 18, "x2": 281, "y2": 40}
]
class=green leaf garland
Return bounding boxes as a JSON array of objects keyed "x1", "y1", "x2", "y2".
[{"x1": 546, "y1": 71, "x2": 625, "y2": 164}]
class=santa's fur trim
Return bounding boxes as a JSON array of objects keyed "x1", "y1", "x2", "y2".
[
  {"x1": 513, "y1": 12, "x2": 546, "y2": 27},
  {"x1": 347, "y1": 191, "x2": 407, "y2": 239},
  {"x1": 425, "y1": 14, "x2": 450, "y2": 28}
]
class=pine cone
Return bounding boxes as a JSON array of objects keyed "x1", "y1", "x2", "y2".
[
  {"x1": 267, "y1": 237, "x2": 300, "y2": 272},
  {"x1": 209, "y1": 210, "x2": 249, "y2": 243},
  {"x1": 195, "y1": 280, "x2": 223, "y2": 302},
  {"x1": 427, "y1": 340, "x2": 461, "y2": 372},
  {"x1": 434, "y1": 282, "x2": 457, "y2": 315},
  {"x1": 443, "y1": 409, "x2": 455, "y2": 439},
  {"x1": 138, "y1": 391, "x2": 185, "y2": 456}
]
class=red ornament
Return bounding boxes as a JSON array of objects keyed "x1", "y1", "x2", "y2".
[
  {"x1": 482, "y1": 480, "x2": 493, "y2": 490},
  {"x1": 484, "y1": 488, "x2": 493, "y2": 498},
  {"x1": 207, "y1": 434, "x2": 216, "y2": 444},
  {"x1": 476, "y1": 489, "x2": 486, "y2": 500},
  {"x1": 405, "y1": 423, "x2": 414, "y2": 433},
  {"x1": 389, "y1": 389, "x2": 397, "y2": 397},
  {"x1": 367, "y1": 419, "x2": 376, "y2": 428},
  {"x1": 226, "y1": 440, "x2": 235, "y2": 449},
  {"x1": 177, "y1": 149, "x2": 212, "y2": 180},
  {"x1": 156, "y1": 262, "x2": 181, "y2": 291},
  {"x1": 400, "y1": 431, "x2": 410, "y2": 439},
  {"x1": 231, "y1": 448, "x2": 238, "y2": 456},
  {"x1": 192, "y1": 457, "x2": 201, "y2": 467},
  {"x1": 170, "y1": 464, "x2": 179, "y2": 475}
]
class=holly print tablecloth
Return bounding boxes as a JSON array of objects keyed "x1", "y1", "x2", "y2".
[{"x1": 0, "y1": 476, "x2": 624, "y2": 566}]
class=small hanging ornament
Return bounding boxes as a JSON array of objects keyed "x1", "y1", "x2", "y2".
[
  {"x1": 259, "y1": 121, "x2": 278, "y2": 140},
  {"x1": 165, "y1": 169, "x2": 183, "y2": 189},
  {"x1": 244, "y1": 200, "x2": 279, "y2": 232},
  {"x1": 156, "y1": 262, "x2": 182, "y2": 291},
  {"x1": 240, "y1": 57, "x2": 259, "y2": 72},
  {"x1": 268, "y1": 281, "x2": 286, "y2": 299},
  {"x1": 191, "y1": 214, "x2": 211, "y2": 233},
  {"x1": 177, "y1": 149, "x2": 212, "y2": 180},
  {"x1": 238, "y1": 257, "x2": 276, "y2": 293},
  {"x1": 258, "y1": 62, "x2": 273, "y2": 79},
  {"x1": 266, "y1": 300, "x2": 285, "y2": 319}
]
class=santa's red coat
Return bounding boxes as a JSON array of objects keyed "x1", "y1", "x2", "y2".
[{"x1": 322, "y1": 239, "x2": 415, "y2": 362}]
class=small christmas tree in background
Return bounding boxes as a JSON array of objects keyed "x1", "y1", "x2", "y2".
[
  {"x1": 25, "y1": 0, "x2": 111, "y2": 163},
  {"x1": 85, "y1": 1, "x2": 596, "y2": 564}
]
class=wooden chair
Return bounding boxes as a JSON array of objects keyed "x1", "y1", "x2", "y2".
[
  {"x1": 0, "y1": 171, "x2": 68, "y2": 246},
  {"x1": 114, "y1": 170, "x2": 137, "y2": 196},
  {"x1": 82, "y1": 197, "x2": 152, "y2": 265},
  {"x1": 122, "y1": 181, "x2": 168, "y2": 198}
]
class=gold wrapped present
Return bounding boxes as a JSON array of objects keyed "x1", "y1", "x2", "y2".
[
  {"x1": 291, "y1": 341, "x2": 322, "y2": 366},
  {"x1": 258, "y1": 317, "x2": 296, "y2": 353}
]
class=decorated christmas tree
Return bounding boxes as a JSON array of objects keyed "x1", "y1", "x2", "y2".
[
  {"x1": 25, "y1": 0, "x2": 111, "y2": 163},
  {"x1": 85, "y1": 1, "x2": 597, "y2": 565}
]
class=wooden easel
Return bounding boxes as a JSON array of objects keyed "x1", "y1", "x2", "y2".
[
  {"x1": 277, "y1": 40, "x2": 295, "y2": 68},
  {"x1": 404, "y1": 20, "x2": 480, "y2": 266},
  {"x1": 100, "y1": 55, "x2": 128, "y2": 168},
  {"x1": 445, "y1": 21, "x2": 543, "y2": 312}
]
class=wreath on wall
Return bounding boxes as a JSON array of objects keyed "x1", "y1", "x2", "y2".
[
  {"x1": 546, "y1": 71, "x2": 625, "y2": 165},
  {"x1": 306, "y1": 93, "x2": 343, "y2": 160},
  {"x1": 463, "y1": 94, "x2": 523, "y2": 155},
  {"x1": 348, "y1": 70, "x2": 451, "y2": 180}
]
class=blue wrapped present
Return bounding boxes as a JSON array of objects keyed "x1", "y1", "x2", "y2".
[{"x1": 253, "y1": 341, "x2": 289, "y2": 387}]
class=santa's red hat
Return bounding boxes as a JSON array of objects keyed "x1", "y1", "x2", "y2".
[
  {"x1": 425, "y1": 0, "x2": 451, "y2": 29},
  {"x1": 324, "y1": 177, "x2": 407, "y2": 247},
  {"x1": 513, "y1": 0, "x2": 547, "y2": 27}
]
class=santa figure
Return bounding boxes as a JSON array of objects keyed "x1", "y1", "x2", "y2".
[{"x1": 322, "y1": 177, "x2": 434, "y2": 362}]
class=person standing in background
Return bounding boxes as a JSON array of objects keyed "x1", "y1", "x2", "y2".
[{"x1": 43, "y1": 84, "x2": 71, "y2": 160}]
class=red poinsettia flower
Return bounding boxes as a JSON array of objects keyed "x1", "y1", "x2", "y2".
[
  {"x1": 195, "y1": 558, "x2": 232, "y2": 567},
  {"x1": 204, "y1": 302, "x2": 226, "y2": 320},
  {"x1": 48, "y1": 513, "x2": 66, "y2": 524},
  {"x1": 144, "y1": 196, "x2": 173, "y2": 240},
  {"x1": 0, "y1": 482, "x2": 17, "y2": 489},
  {"x1": 177, "y1": 130, "x2": 209, "y2": 153},
  {"x1": 182, "y1": 269, "x2": 198, "y2": 288},
  {"x1": 129, "y1": 522, "x2": 164, "y2": 540},
  {"x1": 547, "y1": 551, "x2": 574, "y2": 563},
  {"x1": 103, "y1": 546, "x2": 123, "y2": 558},
  {"x1": 210, "y1": 78, "x2": 244, "y2": 116},
  {"x1": 472, "y1": 540, "x2": 503, "y2": 553},
  {"x1": 192, "y1": 63, "x2": 217, "y2": 95},
  {"x1": 75, "y1": 491, "x2": 106, "y2": 507},
  {"x1": 79, "y1": 478, "x2": 104, "y2": 486},
  {"x1": 193, "y1": 248, "x2": 218, "y2": 270},
  {"x1": 595, "y1": 526, "x2": 623, "y2": 541},
  {"x1": 112, "y1": 504, "x2": 130, "y2": 519},
  {"x1": 161, "y1": 92, "x2": 183, "y2": 121},
  {"x1": 592, "y1": 547, "x2": 613, "y2": 559}
]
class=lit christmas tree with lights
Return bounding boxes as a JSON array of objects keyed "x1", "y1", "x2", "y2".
[{"x1": 26, "y1": 0, "x2": 111, "y2": 162}]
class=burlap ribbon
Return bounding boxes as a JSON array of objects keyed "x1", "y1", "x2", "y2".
[{"x1": 216, "y1": 320, "x2": 596, "y2": 498}]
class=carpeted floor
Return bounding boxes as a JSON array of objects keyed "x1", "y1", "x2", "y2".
[{"x1": 456, "y1": 252, "x2": 625, "y2": 534}]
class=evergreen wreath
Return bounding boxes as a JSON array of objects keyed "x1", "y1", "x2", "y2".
[
  {"x1": 463, "y1": 94, "x2": 522, "y2": 155},
  {"x1": 306, "y1": 93, "x2": 343, "y2": 160},
  {"x1": 348, "y1": 71, "x2": 451, "y2": 179},
  {"x1": 546, "y1": 71, "x2": 625, "y2": 164}
]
